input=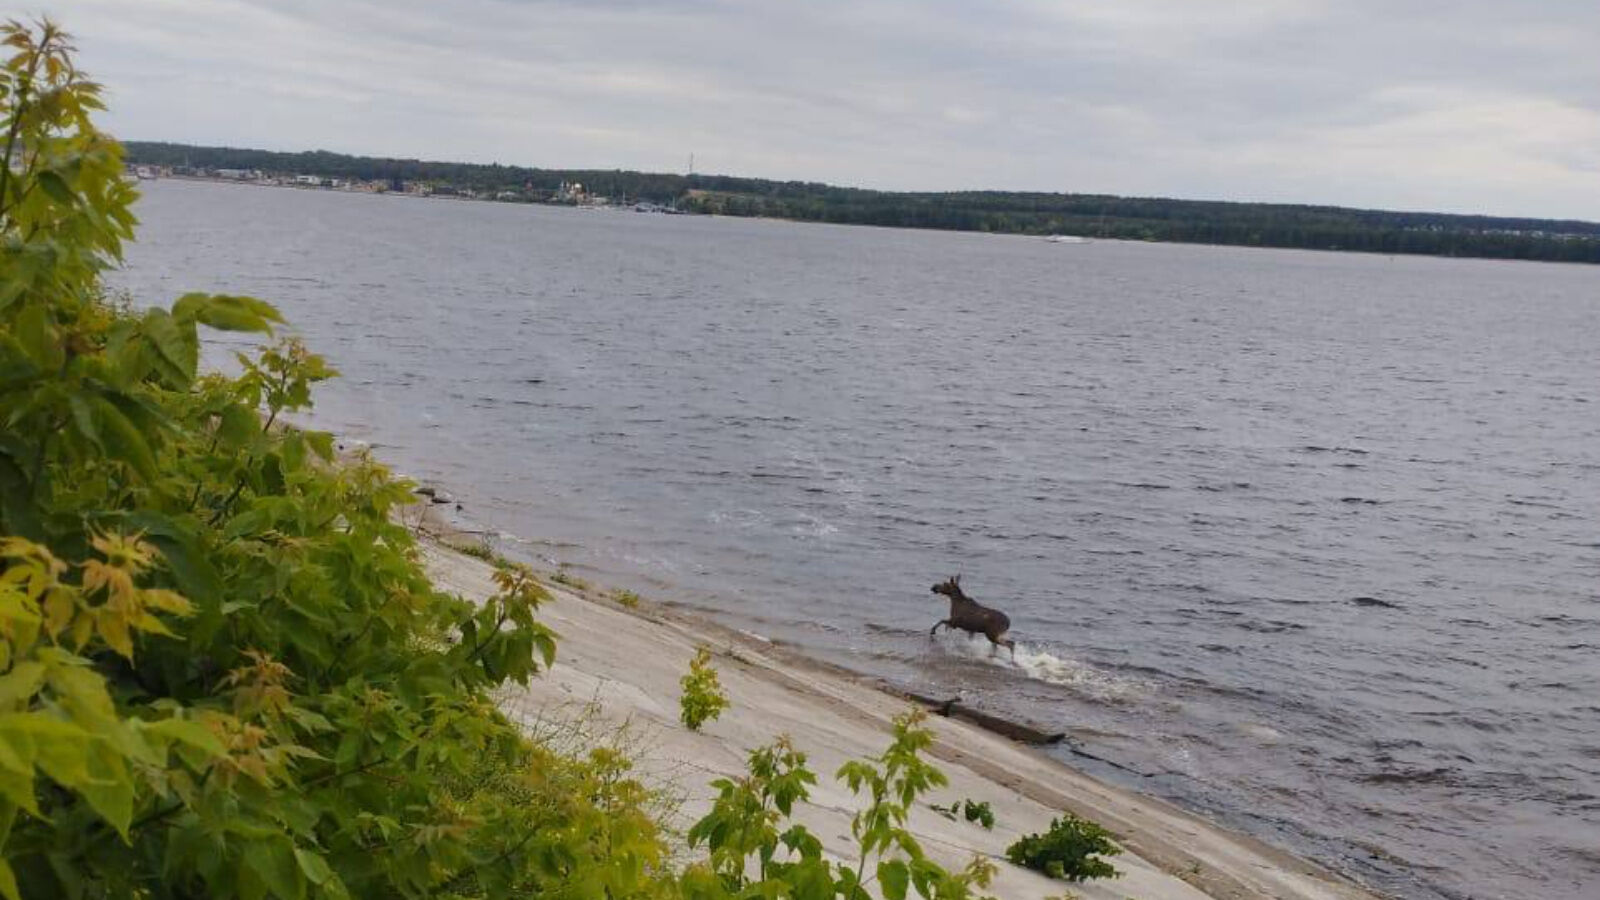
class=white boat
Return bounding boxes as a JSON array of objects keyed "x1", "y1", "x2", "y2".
[{"x1": 1044, "y1": 234, "x2": 1091, "y2": 244}]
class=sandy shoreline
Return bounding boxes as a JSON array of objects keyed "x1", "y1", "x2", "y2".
[{"x1": 409, "y1": 503, "x2": 1385, "y2": 900}]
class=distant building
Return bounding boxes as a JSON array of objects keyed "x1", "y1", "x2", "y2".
[{"x1": 555, "y1": 180, "x2": 585, "y2": 202}]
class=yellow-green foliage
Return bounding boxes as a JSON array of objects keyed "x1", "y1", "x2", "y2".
[
  {"x1": 612, "y1": 588, "x2": 641, "y2": 609},
  {"x1": 0, "y1": 20, "x2": 666, "y2": 900},
  {"x1": 678, "y1": 647, "x2": 729, "y2": 732},
  {"x1": 685, "y1": 711, "x2": 997, "y2": 900}
]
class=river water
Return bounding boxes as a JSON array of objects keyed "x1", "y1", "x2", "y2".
[{"x1": 112, "y1": 180, "x2": 1599, "y2": 900}]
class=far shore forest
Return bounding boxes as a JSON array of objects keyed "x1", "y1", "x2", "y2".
[{"x1": 126, "y1": 140, "x2": 1600, "y2": 264}]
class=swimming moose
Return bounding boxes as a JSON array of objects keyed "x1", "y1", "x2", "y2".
[{"x1": 930, "y1": 575, "x2": 1016, "y2": 658}]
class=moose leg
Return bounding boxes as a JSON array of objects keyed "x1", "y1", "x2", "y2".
[
  {"x1": 930, "y1": 619, "x2": 950, "y2": 636},
  {"x1": 988, "y1": 631, "x2": 1015, "y2": 659}
]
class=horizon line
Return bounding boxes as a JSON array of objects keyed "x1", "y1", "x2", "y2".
[{"x1": 120, "y1": 138, "x2": 1600, "y2": 229}]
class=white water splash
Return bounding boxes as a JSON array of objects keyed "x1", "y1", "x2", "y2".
[
  {"x1": 790, "y1": 514, "x2": 839, "y2": 538},
  {"x1": 939, "y1": 633, "x2": 1144, "y2": 700}
]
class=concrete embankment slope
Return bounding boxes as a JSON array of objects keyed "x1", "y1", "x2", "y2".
[{"x1": 421, "y1": 542, "x2": 1383, "y2": 900}]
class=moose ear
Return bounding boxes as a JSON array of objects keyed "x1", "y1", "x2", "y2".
[{"x1": 953, "y1": 574, "x2": 962, "y2": 585}]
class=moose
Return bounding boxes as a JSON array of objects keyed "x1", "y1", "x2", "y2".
[{"x1": 930, "y1": 575, "x2": 1016, "y2": 658}]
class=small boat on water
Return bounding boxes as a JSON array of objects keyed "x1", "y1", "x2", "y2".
[{"x1": 1044, "y1": 234, "x2": 1091, "y2": 244}]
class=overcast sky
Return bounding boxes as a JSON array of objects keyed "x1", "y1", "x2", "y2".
[{"x1": 44, "y1": 0, "x2": 1600, "y2": 220}]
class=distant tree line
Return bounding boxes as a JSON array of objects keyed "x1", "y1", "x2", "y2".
[{"x1": 124, "y1": 141, "x2": 1600, "y2": 263}]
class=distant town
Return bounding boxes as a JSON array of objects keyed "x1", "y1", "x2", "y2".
[{"x1": 126, "y1": 163, "x2": 685, "y2": 213}]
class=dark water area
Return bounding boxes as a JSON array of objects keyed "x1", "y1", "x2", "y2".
[{"x1": 113, "y1": 180, "x2": 1600, "y2": 900}]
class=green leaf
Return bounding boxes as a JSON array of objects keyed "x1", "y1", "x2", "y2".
[
  {"x1": 173, "y1": 293, "x2": 283, "y2": 334},
  {"x1": 218, "y1": 402, "x2": 260, "y2": 448},
  {"x1": 67, "y1": 391, "x2": 99, "y2": 449},
  {"x1": 0, "y1": 801, "x2": 15, "y2": 856},
  {"x1": 0, "y1": 448, "x2": 40, "y2": 540},
  {"x1": 14, "y1": 302, "x2": 63, "y2": 371},
  {"x1": 0, "y1": 276, "x2": 26, "y2": 315},
  {"x1": 533, "y1": 630, "x2": 557, "y2": 668},
  {"x1": 333, "y1": 731, "x2": 361, "y2": 770},
  {"x1": 878, "y1": 859, "x2": 909, "y2": 900},
  {"x1": 0, "y1": 856, "x2": 19, "y2": 900},
  {"x1": 284, "y1": 707, "x2": 333, "y2": 734},
  {"x1": 140, "y1": 307, "x2": 197, "y2": 387},
  {"x1": 238, "y1": 859, "x2": 268, "y2": 900},
  {"x1": 0, "y1": 767, "x2": 35, "y2": 818},
  {"x1": 0, "y1": 333, "x2": 40, "y2": 388},
  {"x1": 122, "y1": 511, "x2": 222, "y2": 607},
  {"x1": 836, "y1": 867, "x2": 870, "y2": 900},
  {"x1": 222, "y1": 504, "x2": 272, "y2": 540},
  {"x1": 0, "y1": 662, "x2": 46, "y2": 709},
  {"x1": 293, "y1": 847, "x2": 333, "y2": 886},
  {"x1": 45, "y1": 656, "x2": 118, "y2": 724},
  {"x1": 790, "y1": 858, "x2": 835, "y2": 900},
  {"x1": 36, "y1": 170, "x2": 75, "y2": 206},
  {"x1": 244, "y1": 839, "x2": 304, "y2": 900},
  {"x1": 91, "y1": 395, "x2": 157, "y2": 480},
  {"x1": 0, "y1": 728, "x2": 32, "y2": 778},
  {"x1": 304, "y1": 430, "x2": 335, "y2": 461},
  {"x1": 2, "y1": 712, "x2": 92, "y2": 788},
  {"x1": 142, "y1": 718, "x2": 226, "y2": 759},
  {"x1": 76, "y1": 739, "x2": 134, "y2": 839},
  {"x1": 909, "y1": 859, "x2": 940, "y2": 899}
]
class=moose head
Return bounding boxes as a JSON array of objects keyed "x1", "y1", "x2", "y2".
[{"x1": 931, "y1": 574, "x2": 964, "y2": 600}]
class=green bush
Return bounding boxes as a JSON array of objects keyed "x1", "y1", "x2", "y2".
[
  {"x1": 0, "y1": 20, "x2": 667, "y2": 899},
  {"x1": 930, "y1": 799, "x2": 995, "y2": 830},
  {"x1": 1005, "y1": 814, "x2": 1122, "y2": 883},
  {"x1": 678, "y1": 646, "x2": 729, "y2": 731},
  {"x1": 686, "y1": 710, "x2": 996, "y2": 900}
]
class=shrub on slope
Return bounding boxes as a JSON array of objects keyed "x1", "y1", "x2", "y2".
[{"x1": 0, "y1": 20, "x2": 666, "y2": 899}]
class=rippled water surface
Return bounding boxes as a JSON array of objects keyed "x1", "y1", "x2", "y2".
[{"x1": 114, "y1": 181, "x2": 1600, "y2": 900}]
